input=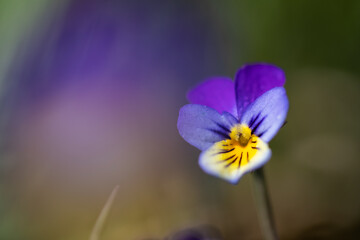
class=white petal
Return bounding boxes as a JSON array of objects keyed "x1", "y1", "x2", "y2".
[{"x1": 198, "y1": 138, "x2": 271, "y2": 184}]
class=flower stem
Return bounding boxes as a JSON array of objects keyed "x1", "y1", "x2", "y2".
[{"x1": 252, "y1": 168, "x2": 278, "y2": 240}]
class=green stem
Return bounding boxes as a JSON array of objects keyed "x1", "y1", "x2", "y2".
[{"x1": 252, "y1": 168, "x2": 278, "y2": 240}]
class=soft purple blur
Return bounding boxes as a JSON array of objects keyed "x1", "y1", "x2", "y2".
[{"x1": 2, "y1": 1, "x2": 224, "y2": 239}]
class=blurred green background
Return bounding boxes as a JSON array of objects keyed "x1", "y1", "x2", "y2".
[{"x1": 0, "y1": 0, "x2": 359, "y2": 239}]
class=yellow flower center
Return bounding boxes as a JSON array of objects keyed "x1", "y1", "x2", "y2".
[
  {"x1": 229, "y1": 124, "x2": 253, "y2": 147},
  {"x1": 207, "y1": 124, "x2": 265, "y2": 170},
  {"x1": 199, "y1": 123, "x2": 270, "y2": 183}
]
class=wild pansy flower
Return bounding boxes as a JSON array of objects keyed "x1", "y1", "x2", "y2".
[{"x1": 177, "y1": 63, "x2": 289, "y2": 184}]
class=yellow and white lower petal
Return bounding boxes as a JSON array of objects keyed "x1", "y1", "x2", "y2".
[{"x1": 198, "y1": 124, "x2": 271, "y2": 184}]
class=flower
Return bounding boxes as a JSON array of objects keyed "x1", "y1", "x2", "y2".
[
  {"x1": 177, "y1": 63, "x2": 289, "y2": 184},
  {"x1": 166, "y1": 225, "x2": 223, "y2": 240}
]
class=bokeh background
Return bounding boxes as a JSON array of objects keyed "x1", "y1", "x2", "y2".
[{"x1": 0, "y1": 0, "x2": 359, "y2": 239}]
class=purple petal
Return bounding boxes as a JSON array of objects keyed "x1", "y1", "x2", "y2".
[
  {"x1": 240, "y1": 87, "x2": 289, "y2": 142},
  {"x1": 187, "y1": 77, "x2": 237, "y2": 117},
  {"x1": 177, "y1": 104, "x2": 236, "y2": 151},
  {"x1": 235, "y1": 63, "x2": 285, "y2": 115}
]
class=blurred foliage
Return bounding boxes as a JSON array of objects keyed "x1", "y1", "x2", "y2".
[
  {"x1": 0, "y1": 0, "x2": 64, "y2": 86},
  {"x1": 209, "y1": 0, "x2": 360, "y2": 76}
]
